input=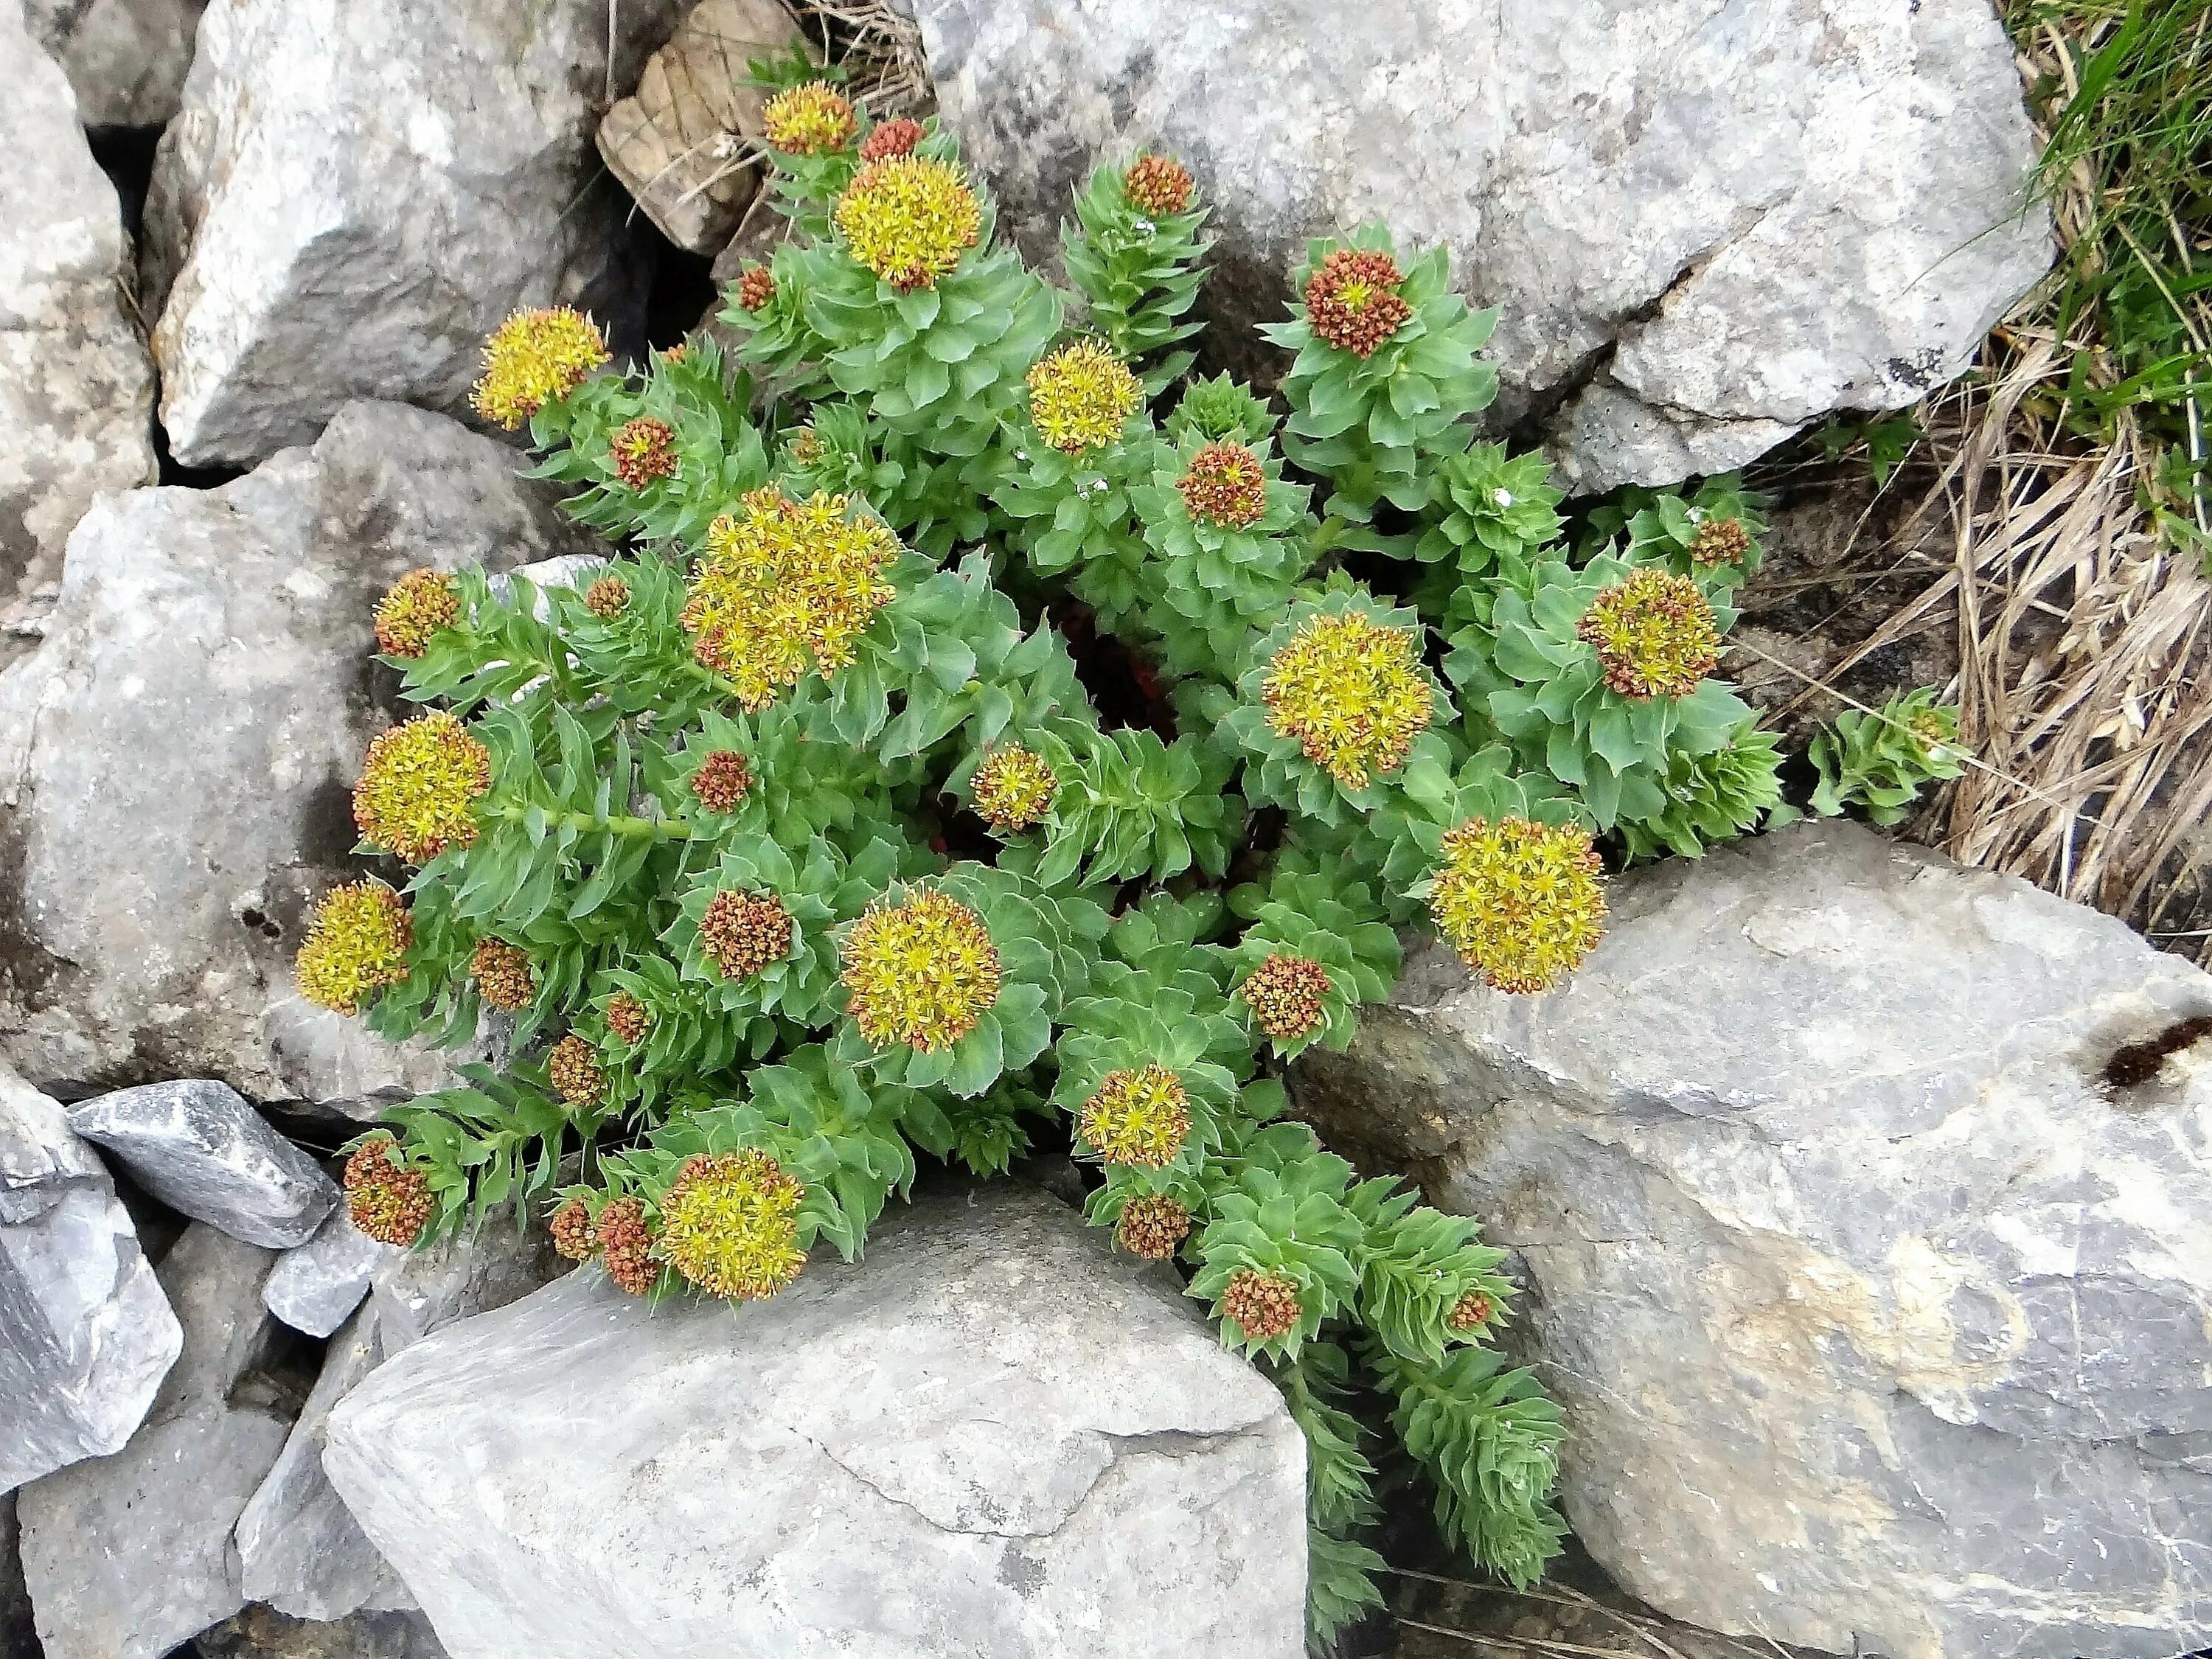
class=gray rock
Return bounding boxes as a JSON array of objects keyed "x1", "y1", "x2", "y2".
[
  {"x1": 139, "y1": 0, "x2": 686, "y2": 467},
  {"x1": 1293, "y1": 819, "x2": 2212, "y2": 1659},
  {"x1": 24, "y1": 0, "x2": 207, "y2": 129},
  {"x1": 18, "y1": 1223, "x2": 306, "y2": 1659},
  {"x1": 912, "y1": 0, "x2": 2051, "y2": 493},
  {"x1": 237, "y1": 1225, "x2": 566, "y2": 1621},
  {"x1": 198, "y1": 1604, "x2": 449, "y2": 1659},
  {"x1": 0, "y1": 1493, "x2": 34, "y2": 1659},
  {"x1": 325, "y1": 1184, "x2": 1305, "y2": 1658},
  {"x1": 0, "y1": 400, "x2": 604, "y2": 1105},
  {"x1": 264, "y1": 1209, "x2": 395, "y2": 1339},
  {"x1": 0, "y1": 1062, "x2": 179, "y2": 1494},
  {"x1": 0, "y1": 1, "x2": 158, "y2": 671},
  {"x1": 67, "y1": 1079, "x2": 338, "y2": 1248}
]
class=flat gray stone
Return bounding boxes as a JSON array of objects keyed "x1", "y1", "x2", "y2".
[
  {"x1": 913, "y1": 0, "x2": 2052, "y2": 493},
  {"x1": 68, "y1": 1079, "x2": 338, "y2": 1248},
  {"x1": 0, "y1": 400, "x2": 602, "y2": 1105},
  {"x1": 1293, "y1": 819, "x2": 2212, "y2": 1659},
  {"x1": 324, "y1": 1185, "x2": 1305, "y2": 1658},
  {"x1": 24, "y1": 0, "x2": 207, "y2": 129},
  {"x1": 264, "y1": 1209, "x2": 395, "y2": 1338},
  {"x1": 0, "y1": 1062, "x2": 179, "y2": 1494},
  {"x1": 197, "y1": 1604, "x2": 449, "y2": 1659},
  {"x1": 18, "y1": 1223, "x2": 302, "y2": 1659}
]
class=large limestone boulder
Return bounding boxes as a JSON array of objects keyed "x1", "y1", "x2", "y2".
[
  {"x1": 0, "y1": 1062, "x2": 180, "y2": 1495},
  {"x1": 0, "y1": 400, "x2": 603, "y2": 1106},
  {"x1": 18, "y1": 1223, "x2": 306, "y2": 1659},
  {"x1": 140, "y1": 0, "x2": 685, "y2": 467},
  {"x1": 325, "y1": 1184, "x2": 1307, "y2": 1658},
  {"x1": 0, "y1": 1, "x2": 158, "y2": 662},
  {"x1": 913, "y1": 0, "x2": 2052, "y2": 493},
  {"x1": 1293, "y1": 820, "x2": 2212, "y2": 1659},
  {"x1": 25, "y1": 0, "x2": 207, "y2": 129}
]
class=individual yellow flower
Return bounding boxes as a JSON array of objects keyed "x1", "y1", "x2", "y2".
[
  {"x1": 1026, "y1": 339, "x2": 1142, "y2": 454},
  {"x1": 609, "y1": 417, "x2": 677, "y2": 490},
  {"x1": 841, "y1": 889, "x2": 1001, "y2": 1052},
  {"x1": 351, "y1": 712, "x2": 492, "y2": 866},
  {"x1": 470, "y1": 307, "x2": 608, "y2": 429},
  {"x1": 681, "y1": 488, "x2": 900, "y2": 711},
  {"x1": 295, "y1": 883, "x2": 411, "y2": 1015},
  {"x1": 832, "y1": 156, "x2": 982, "y2": 291},
  {"x1": 970, "y1": 743, "x2": 1057, "y2": 834},
  {"x1": 1078, "y1": 1064, "x2": 1192, "y2": 1168},
  {"x1": 651, "y1": 1149, "x2": 807, "y2": 1301},
  {"x1": 372, "y1": 568, "x2": 459, "y2": 659},
  {"x1": 1576, "y1": 568, "x2": 1720, "y2": 700},
  {"x1": 1237, "y1": 953, "x2": 1332, "y2": 1043},
  {"x1": 1260, "y1": 612, "x2": 1435, "y2": 790},
  {"x1": 1304, "y1": 248, "x2": 1411, "y2": 357},
  {"x1": 762, "y1": 81, "x2": 855, "y2": 156},
  {"x1": 1427, "y1": 815, "x2": 1607, "y2": 995}
]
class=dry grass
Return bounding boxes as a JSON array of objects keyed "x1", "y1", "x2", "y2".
[{"x1": 785, "y1": 0, "x2": 932, "y2": 114}]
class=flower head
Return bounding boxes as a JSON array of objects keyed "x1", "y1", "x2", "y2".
[
  {"x1": 372, "y1": 568, "x2": 459, "y2": 659},
  {"x1": 472, "y1": 307, "x2": 608, "y2": 428},
  {"x1": 1304, "y1": 248, "x2": 1411, "y2": 357},
  {"x1": 605, "y1": 990, "x2": 651, "y2": 1046},
  {"x1": 1576, "y1": 568, "x2": 1720, "y2": 700},
  {"x1": 344, "y1": 1136, "x2": 432, "y2": 1248},
  {"x1": 1688, "y1": 516, "x2": 1751, "y2": 568},
  {"x1": 735, "y1": 263, "x2": 776, "y2": 313},
  {"x1": 352, "y1": 712, "x2": 492, "y2": 865},
  {"x1": 1123, "y1": 153, "x2": 1194, "y2": 218},
  {"x1": 1448, "y1": 1290, "x2": 1495, "y2": 1333},
  {"x1": 659, "y1": 343, "x2": 689, "y2": 366},
  {"x1": 1177, "y1": 441, "x2": 1267, "y2": 529},
  {"x1": 585, "y1": 574, "x2": 631, "y2": 618},
  {"x1": 1905, "y1": 704, "x2": 1952, "y2": 754},
  {"x1": 970, "y1": 743, "x2": 1057, "y2": 834},
  {"x1": 833, "y1": 156, "x2": 981, "y2": 291},
  {"x1": 594, "y1": 1196, "x2": 657, "y2": 1295},
  {"x1": 1427, "y1": 815, "x2": 1607, "y2": 995},
  {"x1": 1220, "y1": 1267, "x2": 1301, "y2": 1342},
  {"x1": 548, "y1": 1034, "x2": 606, "y2": 1110},
  {"x1": 470, "y1": 938, "x2": 535, "y2": 1012},
  {"x1": 787, "y1": 425, "x2": 826, "y2": 465},
  {"x1": 762, "y1": 81, "x2": 855, "y2": 155},
  {"x1": 549, "y1": 1196, "x2": 598, "y2": 1262},
  {"x1": 682, "y1": 488, "x2": 900, "y2": 710},
  {"x1": 1026, "y1": 339, "x2": 1142, "y2": 454},
  {"x1": 860, "y1": 116, "x2": 924, "y2": 162},
  {"x1": 1114, "y1": 1193, "x2": 1192, "y2": 1261},
  {"x1": 698, "y1": 890, "x2": 795, "y2": 981},
  {"x1": 1078, "y1": 1064, "x2": 1191, "y2": 1168},
  {"x1": 651, "y1": 1149, "x2": 807, "y2": 1301},
  {"x1": 689, "y1": 749, "x2": 754, "y2": 815},
  {"x1": 1237, "y1": 953, "x2": 1332, "y2": 1043},
  {"x1": 841, "y1": 889, "x2": 1001, "y2": 1052},
  {"x1": 1260, "y1": 612, "x2": 1434, "y2": 789},
  {"x1": 610, "y1": 417, "x2": 677, "y2": 490},
  {"x1": 295, "y1": 883, "x2": 411, "y2": 1015}
]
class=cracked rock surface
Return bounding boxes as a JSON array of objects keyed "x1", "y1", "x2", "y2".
[
  {"x1": 324, "y1": 1183, "x2": 1306, "y2": 1658},
  {"x1": 911, "y1": 0, "x2": 2051, "y2": 493},
  {"x1": 1293, "y1": 819, "x2": 2212, "y2": 1659}
]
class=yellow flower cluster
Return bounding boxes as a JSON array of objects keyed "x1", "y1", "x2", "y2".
[
  {"x1": 1078, "y1": 1064, "x2": 1192, "y2": 1168},
  {"x1": 762, "y1": 81, "x2": 855, "y2": 156},
  {"x1": 470, "y1": 307, "x2": 608, "y2": 430},
  {"x1": 1221, "y1": 1268, "x2": 1301, "y2": 1341},
  {"x1": 681, "y1": 489, "x2": 900, "y2": 711},
  {"x1": 832, "y1": 156, "x2": 981, "y2": 291},
  {"x1": 1237, "y1": 953, "x2": 1332, "y2": 1042},
  {"x1": 295, "y1": 882, "x2": 411, "y2": 1015},
  {"x1": 1026, "y1": 339, "x2": 1142, "y2": 454},
  {"x1": 1575, "y1": 568, "x2": 1720, "y2": 700},
  {"x1": 1427, "y1": 815, "x2": 1607, "y2": 995},
  {"x1": 344, "y1": 1136, "x2": 432, "y2": 1248},
  {"x1": 352, "y1": 712, "x2": 492, "y2": 866},
  {"x1": 970, "y1": 742, "x2": 1057, "y2": 834},
  {"x1": 841, "y1": 890, "x2": 1001, "y2": 1052},
  {"x1": 1178, "y1": 442, "x2": 1267, "y2": 529},
  {"x1": 651, "y1": 1150, "x2": 807, "y2": 1301},
  {"x1": 1260, "y1": 612, "x2": 1434, "y2": 789},
  {"x1": 372, "y1": 568, "x2": 459, "y2": 660},
  {"x1": 609, "y1": 417, "x2": 677, "y2": 490}
]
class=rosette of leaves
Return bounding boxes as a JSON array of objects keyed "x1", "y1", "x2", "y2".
[
  {"x1": 1809, "y1": 687, "x2": 1964, "y2": 824},
  {"x1": 1188, "y1": 1123, "x2": 1364, "y2": 1360},
  {"x1": 1411, "y1": 442, "x2": 1565, "y2": 576},
  {"x1": 1616, "y1": 716, "x2": 1787, "y2": 860},
  {"x1": 1280, "y1": 1343, "x2": 1388, "y2": 1641},
  {"x1": 1586, "y1": 473, "x2": 1770, "y2": 594},
  {"x1": 1060, "y1": 156, "x2": 1211, "y2": 389},
  {"x1": 723, "y1": 240, "x2": 835, "y2": 396},
  {"x1": 1262, "y1": 224, "x2": 1498, "y2": 536},
  {"x1": 1446, "y1": 549, "x2": 1751, "y2": 828},
  {"x1": 902, "y1": 1070, "x2": 1057, "y2": 1179},
  {"x1": 1166, "y1": 371, "x2": 1278, "y2": 447},
  {"x1": 1346, "y1": 1179, "x2": 1516, "y2": 1366},
  {"x1": 671, "y1": 703, "x2": 905, "y2": 852},
  {"x1": 1031, "y1": 726, "x2": 1242, "y2": 888},
  {"x1": 387, "y1": 567, "x2": 590, "y2": 721},
  {"x1": 1222, "y1": 860, "x2": 1400, "y2": 1060},
  {"x1": 992, "y1": 414, "x2": 1158, "y2": 630},
  {"x1": 774, "y1": 402, "x2": 1000, "y2": 558},
  {"x1": 1051, "y1": 972, "x2": 1254, "y2": 1176}
]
